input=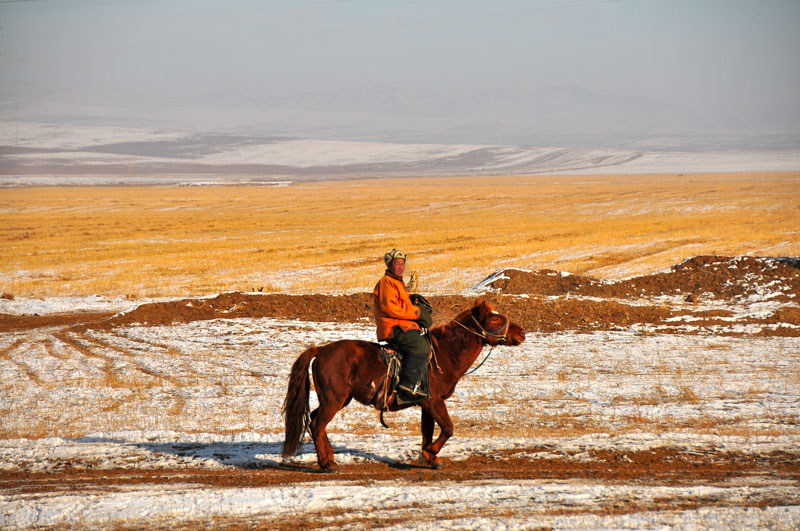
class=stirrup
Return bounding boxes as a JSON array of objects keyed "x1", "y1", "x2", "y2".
[
  {"x1": 397, "y1": 383, "x2": 427, "y2": 397},
  {"x1": 395, "y1": 389, "x2": 427, "y2": 406}
]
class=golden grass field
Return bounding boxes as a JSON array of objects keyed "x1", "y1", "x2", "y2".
[{"x1": 1, "y1": 171, "x2": 799, "y2": 298}]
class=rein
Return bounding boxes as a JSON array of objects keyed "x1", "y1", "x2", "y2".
[{"x1": 464, "y1": 345, "x2": 496, "y2": 376}]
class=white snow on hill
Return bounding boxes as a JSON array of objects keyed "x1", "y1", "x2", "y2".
[{"x1": 1, "y1": 122, "x2": 798, "y2": 185}]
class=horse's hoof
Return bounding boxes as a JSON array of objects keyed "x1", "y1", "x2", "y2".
[
  {"x1": 320, "y1": 463, "x2": 338, "y2": 474},
  {"x1": 419, "y1": 452, "x2": 446, "y2": 470}
]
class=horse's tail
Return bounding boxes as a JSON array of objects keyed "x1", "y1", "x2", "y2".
[{"x1": 281, "y1": 346, "x2": 319, "y2": 457}]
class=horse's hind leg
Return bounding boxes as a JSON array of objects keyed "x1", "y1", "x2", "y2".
[
  {"x1": 310, "y1": 404, "x2": 341, "y2": 471},
  {"x1": 310, "y1": 389, "x2": 349, "y2": 471}
]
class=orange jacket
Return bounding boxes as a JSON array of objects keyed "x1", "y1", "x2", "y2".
[{"x1": 372, "y1": 272, "x2": 421, "y2": 340}]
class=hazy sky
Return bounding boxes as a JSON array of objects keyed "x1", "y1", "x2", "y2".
[{"x1": 1, "y1": 0, "x2": 799, "y2": 147}]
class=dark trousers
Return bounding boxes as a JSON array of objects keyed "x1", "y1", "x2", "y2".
[{"x1": 389, "y1": 327, "x2": 429, "y2": 388}]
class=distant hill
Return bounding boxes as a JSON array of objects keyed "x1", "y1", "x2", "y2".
[{"x1": 1, "y1": 121, "x2": 798, "y2": 184}]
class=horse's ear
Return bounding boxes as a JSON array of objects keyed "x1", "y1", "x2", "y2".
[
  {"x1": 472, "y1": 299, "x2": 492, "y2": 318},
  {"x1": 473, "y1": 299, "x2": 498, "y2": 319},
  {"x1": 471, "y1": 299, "x2": 483, "y2": 317}
]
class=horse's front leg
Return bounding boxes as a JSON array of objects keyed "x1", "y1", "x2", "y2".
[
  {"x1": 419, "y1": 399, "x2": 453, "y2": 469},
  {"x1": 419, "y1": 407, "x2": 435, "y2": 465}
]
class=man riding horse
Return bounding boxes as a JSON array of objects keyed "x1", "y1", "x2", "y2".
[
  {"x1": 373, "y1": 249, "x2": 433, "y2": 404},
  {"x1": 282, "y1": 255, "x2": 526, "y2": 471}
]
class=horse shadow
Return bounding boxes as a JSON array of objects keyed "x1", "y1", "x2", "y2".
[{"x1": 74, "y1": 436, "x2": 418, "y2": 473}]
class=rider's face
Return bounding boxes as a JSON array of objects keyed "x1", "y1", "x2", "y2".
[{"x1": 389, "y1": 258, "x2": 406, "y2": 277}]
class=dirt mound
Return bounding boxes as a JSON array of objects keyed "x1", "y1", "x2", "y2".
[
  {"x1": 431, "y1": 295, "x2": 674, "y2": 334},
  {"x1": 0, "y1": 311, "x2": 116, "y2": 333},
  {"x1": 98, "y1": 292, "x2": 483, "y2": 330},
  {"x1": 483, "y1": 269, "x2": 607, "y2": 297},
  {"x1": 6, "y1": 256, "x2": 797, "y2": 337},
  {"x1": 101, "y1": 292, "x2": 375, "y2": 328},
  {"x1": 616, "y1": 256, "x2": 800, "y2": 300},
  {"x1": 485, "y1": 256, "x2": 800, "y2": 301},
  {"x1": 6, "y1": 289, "x2": 797, "y2": 336},
  {"x1": 86, "y1": 291, "x2": 674, "y2": 336}
]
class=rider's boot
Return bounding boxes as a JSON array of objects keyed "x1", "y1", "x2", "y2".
[{"x1": 396, "y1": 351, "x2": 429, "y2": 404}]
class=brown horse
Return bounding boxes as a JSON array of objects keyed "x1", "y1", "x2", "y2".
[{"x1": 282, "y1": 300, "x2": 525, "y2": 471}]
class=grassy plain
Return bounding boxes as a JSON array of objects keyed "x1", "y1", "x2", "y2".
[{"x1": 1, "y1": 171, "x2": 798, "y2": 298}]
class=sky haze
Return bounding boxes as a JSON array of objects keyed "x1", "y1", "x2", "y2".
[{"x1": 1, "y1": 0, "x2": 799, "y2": 148}]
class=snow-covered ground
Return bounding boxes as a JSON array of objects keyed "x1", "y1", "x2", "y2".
[
  {"x1": 0, "y1": 122, "x2": 190, "y2": 152},
  {"x1": 2, "y1": 121, "x2": 799, "y2": 184},
  {"x1": 0, "y1": 294, "x2": 141, "y2": 316},
  {"x1": 3, "y1": 471, "x2": 798, "y2": 530},
  {"x1": 2, "y1": 318, "x2": 798, "y2": 438},
  {"x1": 1, "y1": 306, "x2": 799, "y2": 528}
]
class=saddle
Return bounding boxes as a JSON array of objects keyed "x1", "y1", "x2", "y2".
[{"x1": 372, "y1": 341, "x2": 432, "y2": 408}]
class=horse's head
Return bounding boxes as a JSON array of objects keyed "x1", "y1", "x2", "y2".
[{"x1": 470, "y1": 300, "x2": 525, "y2": 346}]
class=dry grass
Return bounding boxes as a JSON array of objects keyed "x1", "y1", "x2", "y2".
[
  {"x1": 1, "y1": 172, "x2": 798, "y2": 297},
  {"x1": 678, "y1": 386, "x2": 701, "y2": 404}
]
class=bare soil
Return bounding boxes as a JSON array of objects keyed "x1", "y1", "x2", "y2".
[
  {"x1": 3, "y1": 255, "x2": 797, "y2": 336},
  {"x1": 6, "y1": 446, "x2": 798, "y2": 530},
  {"x1": 3, "y1": 447, "x2": 797, "y2": 494},
  {"x1": 0, "y1": 311, "x2": 115, "y2": 333},
  {"x1": 70, "y1": 292, "x2": 679, "y2": 335}
]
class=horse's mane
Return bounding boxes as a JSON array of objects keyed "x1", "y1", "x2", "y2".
[
  {"x1": 429, "y1": 308, "x2": 478, "y2": 359},
  {"x1": 430, "y1": 307, "x2": 469, "y2": 335}
]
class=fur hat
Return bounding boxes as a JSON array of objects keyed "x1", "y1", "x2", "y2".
[{"x1": 384, "y1": 249, "x2": 407, "y2": 266}]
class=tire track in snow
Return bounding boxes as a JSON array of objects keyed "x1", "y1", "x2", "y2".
[
  {"x1": 54, "y1": 330, "x2": 179, "y2": 388},
  {"x1": 85, "y1": 330, "x2": 190, "y2": 387},
  {"x1": 41, "y1": 332, "x2": 115, "y2": 386},
  {"x1": 0, "y1": 337, "x2": 45, "y2": 386},
  {"x1": 107, "y1": 329, "x2": 181, "y2": 353},
  {"x1": 99, "y1": 330, "x2": 204, "y2": 383},
  {"x1": 11, "y1": 358, "x2": 44, "y2": 386},
  {"x1": 78, "y1": 331, "x2": 137, "y2": 358},
  {"x1": 39, "y1": 336, "x2": 69, "y2": 361},
  {"x1": 52, "y1": 329, "x2": 122, "y2": 386},
  {"x1": 0, "y1": 338, "x2": 25, "y2": 360},
  {"x1": 103, "y1": 328, "x2": 251, "y2": 382}
]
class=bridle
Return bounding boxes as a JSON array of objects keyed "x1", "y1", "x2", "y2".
[
  {"x1": 450, "y1": 311, "x2": 510, "y2": 376},
  {"x1": 451, "y1": 311, "x2": 510, "y2": 345}
]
